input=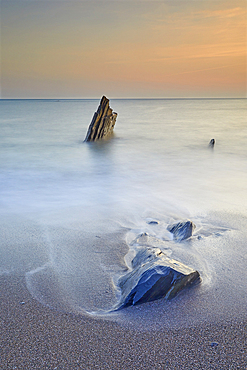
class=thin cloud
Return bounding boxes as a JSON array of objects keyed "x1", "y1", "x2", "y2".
[
  {"x1": 192, "y1": 7, "x2": 246, "y2": 19},
  {"x1": 103, "y1": 41, "x2": 246, "y2": 65},
  {"x1": 160, "y1": 63, "x2": 245, "y2": 78},
  {"x1": 146, "y1": 49, "x2": 246, "y2": 62},
  {"x1": 151, "y1": 5, "x2": 246, "y2": 30}
]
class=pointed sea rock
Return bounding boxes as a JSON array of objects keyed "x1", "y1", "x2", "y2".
[{"x1": 84, "y1": 96, "x2": 117, "y2": 142}]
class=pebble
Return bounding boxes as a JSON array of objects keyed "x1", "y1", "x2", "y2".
[{"x1": 147, "y1": 221, "x2": 159, "y2": 225}]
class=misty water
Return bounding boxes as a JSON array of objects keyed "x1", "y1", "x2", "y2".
[{"x1": 1, "y1": 98, "x2": 247, "y2": 329}]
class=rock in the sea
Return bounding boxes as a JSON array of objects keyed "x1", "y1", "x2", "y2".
[
  {"x1": 167, "y1": 220, "x2": 196, "y2": 241},
  {"x1": 208, "y1": 138, "x2": 215, "y2": 148},
  {"x1": 84, "y1": 96, "x2": 117, "y2": 142},
  {"x1": 116, "y1": 247, "x2": 200, "y2": 309}
]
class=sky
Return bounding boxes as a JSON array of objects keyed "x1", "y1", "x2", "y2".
[{"x1": 1, "y1": 0, "x2": 246, "y2": 98}]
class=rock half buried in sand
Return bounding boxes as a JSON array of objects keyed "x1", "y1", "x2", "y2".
[
  {"x1": 167, "y1": 220, "x2": 196, "y2": 241},
  {"x1": 84, "y1": 96, "x2": 117, "y2": 142},
  {"x1": 116, "y1": 247, "x2": 200, "y2": 309}
]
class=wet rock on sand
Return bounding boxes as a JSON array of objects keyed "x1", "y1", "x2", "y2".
[
  {"x1": 116, "y1": 245, "x2": 200, "y2": 309},
  {"x1": 167, "y1": 220, "x2": 196, "y2": 241}
]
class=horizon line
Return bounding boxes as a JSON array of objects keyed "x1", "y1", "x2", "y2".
[{"x1": 1, "y1": 97, "x2": 246, "y2": 101}]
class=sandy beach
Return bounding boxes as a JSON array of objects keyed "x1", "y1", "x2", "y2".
[{"x1": 1, "y1": 275, "x2": 246, "y2": 370}]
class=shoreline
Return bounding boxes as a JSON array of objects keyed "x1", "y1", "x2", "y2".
[{"x1": 1, "y1": 275, "x2": 246, "y2": 369}]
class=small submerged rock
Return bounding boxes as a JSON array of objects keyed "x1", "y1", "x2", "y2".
[
  {"x1": 208, "y1": 138, "x2": 215, "y2": 148},
  {"x1": 167, "y1": 220, "x2": 196, "y2": 241},
  {"x1": 115, "y1": 246, "x2": 200, "y2": 309}
]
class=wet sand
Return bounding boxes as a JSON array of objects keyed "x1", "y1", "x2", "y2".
[{"x1": 1, "y1": 275, "x2": 246, "y2": 370}]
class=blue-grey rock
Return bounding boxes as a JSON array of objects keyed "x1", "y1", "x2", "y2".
[
  {"x1": 116, "y1": 247, "x2": 200, "y2": 309},
  {"x1": 131, "y1": 247, "x2": 163, "y2": 269},
  {"x1": 147, "y1": 220, "x2": 159, "y2": 225},
  {"x1": 167, "y1": 220, "x2": 196, "y2": 241},
  {"x1": 84, "y1": 96, "x2": 117, "y2": 142}
]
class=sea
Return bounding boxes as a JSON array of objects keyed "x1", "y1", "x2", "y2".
[{"x1": 0, "y1": 98, "x2": 247, "y2": 329}]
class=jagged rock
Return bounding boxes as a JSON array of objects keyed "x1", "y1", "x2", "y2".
[
  {"x1": 209, "y1": 138, "x2": 215, "y2": 148},
  {"x1": 116, "y1": 247, "x2": 200, "y2": 309},
  {"x1": 84, "y1": 96, "x2": 117, "y2": 142},
  {"x1": 167, "y1": 220, "x2": 196, "y2": 241}
]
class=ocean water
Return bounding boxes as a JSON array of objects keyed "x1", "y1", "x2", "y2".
[{"x1": 0, "y1": 98, "x2": 247, "y2": 328}]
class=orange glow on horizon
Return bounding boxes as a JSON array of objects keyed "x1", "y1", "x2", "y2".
[{"x1": 1, "y1": 0, "x2": 246, "y2": 98}]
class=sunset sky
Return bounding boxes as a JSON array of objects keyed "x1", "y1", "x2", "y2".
[{"x1": 1, "y1": 0, "x2": 246, "y2": 98}]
